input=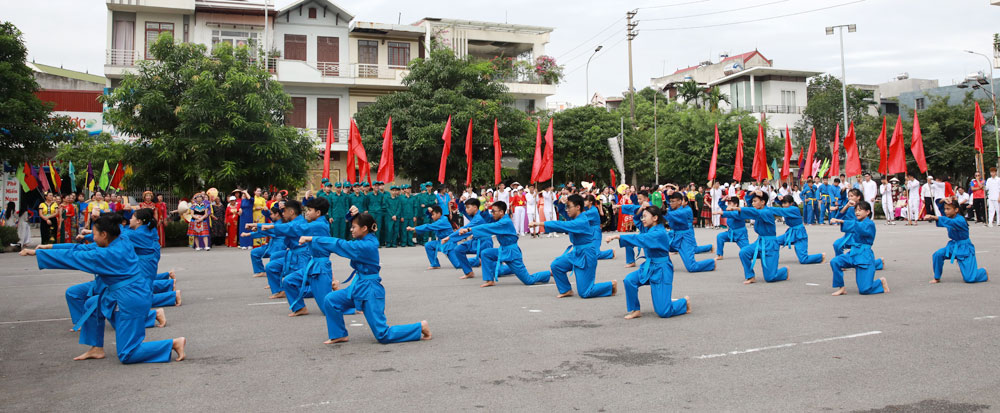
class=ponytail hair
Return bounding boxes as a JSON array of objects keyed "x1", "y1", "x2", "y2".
[
  {"x1": 134, "y1": 208, "x2": 157, "y2": 229},
  {"x1": 354, "y1": 212, "x2": 377, "y2": 234}
]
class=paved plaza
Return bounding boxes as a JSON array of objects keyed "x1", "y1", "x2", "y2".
[{"x1": 1, "y1": 224, "x2": 999, "y2": 411}]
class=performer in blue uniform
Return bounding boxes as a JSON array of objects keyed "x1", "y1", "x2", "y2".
[
  {"x1": 832, "y1": 189, "x2": 885, "y2": 272},
  {"x1": 664, "y1": 192, "x2": 715, "y2": 273},
  {"x1": 21, "y1": 215, "x2": 186, "y2": 363},
  {"x1": 245, "y1": 205, "x2": 293, "y2": 299},
  {"x1": 583, "y1": 195, "x2": 615, "y2": 260},
  {"x1": 925, "y1": 199, "x2": 989, "y2": 284},
  {"x1": 802, "y1": 179, "x2": 817, "y2": 225},
  {"x1": 442, "y1": 198, "x2": 493, "y2": 279},
  {"x1": 729, "y1": 190, "x2": 797, "y2": 284},
  {"x1": 467, "y1": 201, "x2": 548, "y2": 287},
  {"x1": 775, "y1": 195, "x2": 825, "y2": 264},
  {"x1": 818, "y1": 177, "x2": 833, "y2": 225},
  {"x1": 528, "y1": 194, "x2": 617, "y2": 298},
  {"x1": 250, "y1": 204, "x2": 282, "y2": 278},
  {"x1": 829, "y1": 201, "x2": 889, "y2": 295},
  {"x1": 615, "y1": 191, "x2": 651, "y2": 267},
  {"x1": 606, "y1": 205, "x2": 689, "y2": 319},
  {"x1": 714, "y1": 196, "x2": 750, "y2": 260},
  {"x1": 407, "y1": 206, "x2": 455, "y2": 270},
  {"x1": 301, "y1": 213, "x2": 431, "y2": 345}
]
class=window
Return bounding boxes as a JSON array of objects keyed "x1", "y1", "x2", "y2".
[
  {"x1": 388, "y1": 42, "x2": 410, "y2": 68},
  {"x1": 915, "y1": 98, "x2": 925, "y2": 110},
  {"x1": 308, "y1": 7, "x2": 317, "y2": 18},
  {"x1": 211, "y1": 30, "x2": 259, "y2": 57},
  {"x1": 781, "y1": 90, "x2": 796, "y2": 109},
  {"x1": 357, "y1": 101, "x2": 374, "y2": 112},
  {"x1": 284, "y1": 34, "x2": 307, "y2": 61},
  {"x1": 286, "y1": 97, "x2": 306, "y2": 128},
  {"x1": 357, "y1": 40, "x2": 379, "y2": 77},
  {"x1": 317, "y1": 98, "x2": 339, "y2": 139},
  {"x1": 144, "y1": 22, "x2": 174, "y2": 59},
  {"x1": 317, "y1": 36, "x2": 339, "y2": 76}
]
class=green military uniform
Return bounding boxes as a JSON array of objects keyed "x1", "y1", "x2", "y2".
[
  {"x1": 384, "y1": 186, "x2": 401, "y2": 247},
  {"x1": 398, "y1": 185, "x2": 416, "y2": 247},
  {"x1": 415, "y1": 183, "x2": 432, "y2": 244},
  {"x1": 368, "y1": 181, "x2": 388, "y2": 246},
  {"x1": 348, "y1": 183, "x2": 365, "y2": 239},
  {"x1": 329, "y1": 182, "x2": 351, "y2": 239},
  {"x1": 317, "y1": 182, "x2": 337, "y2": 237}
]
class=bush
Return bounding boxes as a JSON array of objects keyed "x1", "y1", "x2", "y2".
[
  {"x1": 0, "y1": 226, "x2": 18, "y2": 248},
  {"x1": 164, "y1": 221, "x2": 190, "y2": 248}
]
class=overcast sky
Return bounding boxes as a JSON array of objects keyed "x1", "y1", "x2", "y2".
[{"x1": 8, "y1": 0, "x2": 1000, "y2": 105}]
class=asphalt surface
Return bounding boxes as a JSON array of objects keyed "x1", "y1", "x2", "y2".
[{"x1": 1, "y1": 221, "x2": 999, "y2": 412}]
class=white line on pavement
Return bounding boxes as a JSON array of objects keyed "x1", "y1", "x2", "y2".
[
  {"x1": 693, "y1": 330, "x2": 882, "y2": 360},
  {"x1": 973, "y1": 316, "x2": 997, "y2": 320},
  {"x1": 247, "y1": 302, "x2": 286, "y2": 306},
  {"x1": 0, "y1": 317, "x2": 71, "y2": 325},
  {"x1": 805, "y1": 283, "x2": 820, "y2": 286}
]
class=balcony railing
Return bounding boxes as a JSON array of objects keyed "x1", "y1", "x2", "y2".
[
  {"x1": 106, "y1": 49, "x2": 140, "y2": 66},
  {"x1": 317, "y1": 61, "x2": 342, "y2": 77},
  {"x1": 302, "y1": 128, "x2": 349, "y2": 144},
  {"x1": 737, "y1": 105, "x2": 806, "y2": 115},
  {"x1": 355, "y1": 63, "x2": 408, "y2": 80}
]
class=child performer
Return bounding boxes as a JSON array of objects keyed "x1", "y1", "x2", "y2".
[
  {"x1": 300, "y1": 213, "x2": 431, "y2": 345},
  {"x1": 925, "y1": 198, "x2": 989, "y2": 284},
  {"x1": 714, "y1": 196, "x2": 750, "y2": 261},
  {"x1": 728, "y1": 190, "x2": 796, "y2": 284},
  {"x1": 605, "y1": 205, "x2": 689, "y2": 320},
  {"x1": 775, "y1": 195, "x2": 825, "y2": 264},
  {"x1": 249, "y1": 204, "x2": 282, "y2": 278},
  {"x1": 465, "y1": 201, "x2": 548, "y2": 287},
  {"x1": 829, "y1": 201, "x2": 888, "y2": 295},
  {"x1": 407, "y1": 206, "x2": 455, "y2": 270},
  {"x1": 441, "y1": 198, "x2": 493, "y2": 280},
  {"x1": 615, "y1": 191, "x2": 650, "y2": 268},
  {"x1": 665, "y1": 192, "x2": 715, "y2": 273}
]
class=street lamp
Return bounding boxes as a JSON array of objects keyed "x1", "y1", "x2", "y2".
[
  {"x1": 585, "y1": 45, "x2": 603, "y2": 106},
  {"x1": 826, "y1": 24, "x2": 856, "y2": 139},
  {"x1": 963, "y1": 50, "x2": 999, "y2": 171}
]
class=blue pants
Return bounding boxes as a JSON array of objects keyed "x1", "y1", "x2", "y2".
[
  {"x1": 833, "y1": 239, "x2": 885, "y2": 270},
  {"x1": 738, "y1": 242, "x2": 788, "y2": 282},
  {"x1": 672, "y1": 240, "x2": 715, "y2": 273},
  {"x1": 625, "y1": 246, "x2": 642, "y2": 264},
  {"x1": 152, "y1": 279, "x2": 172, "y2": 293},
  {"x1": 152, "y1": 291, "x2": 176, "y2": 307},
  {"x1": 77, "y1": 284, "x2": 173, "y2": 363},
  {"x1": 154, "y1": 271, "x2": 170, "y2": 280},
  {"x1": 623, "y1": 271, "x2": 686, "y2": 318},
  {"x1": 597, "y1": 248, "x2": 614, "y2": 260},
  {"x1": 716, "y1": 231, "x2": 749, "y2": 257},
  {"x1": 250, "y1": 246, "x2": 270, "y2": 273},
  {"x1": 282, "y1": 269, "x2": 333, "y2": 313},
  {"x1": 447, "y1": 242, "x2": 476, "y2": 275},
  {"x1": 776, "y1": 235, "x2": 823, "y2": 264},
  {"x1": 264, "y1": 256, "x2": 285, "y2": 293},
  {"x1": 424, "y1": 241, "x2": 444, "y2": 267},
  {"x1": 322, "y1": 289, "x2": 422, "y2": 343},
  {"x1": 932, "y1": 248, "x2": 988, "y2": 283},
  {"x1": 480, "y1": 248, "x2": 547, "y2": 285},
  {"x1": 818, "y1": 200, "x2": 830, "y2": 224},
  {"x1": 534, "y1": 253, "x2": 612, "y2": 298},
  {"x1": 804, "y1": 201, "x2": 815, "y2": 224},
  {"x1": 830, "y1": 254, "x2": 884, "y2": 294}
]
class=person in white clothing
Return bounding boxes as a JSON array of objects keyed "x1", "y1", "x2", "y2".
[
  {"x1": 986, "y1": 167, "x2": 1000, "y2": 227},
  {"x1": 792, "y1": 185, "x2": 802, "y2": 205},
  {"x1": 709, "y1": 182, "x2": 723, "y2": 228},
  {"x1": 495, "y1": 182, "x2": 510, "y2": 205},
  {"x1": 540, "y1": 185, "x2": 559, "y2": 237},
  {"x1": 880, "y1": 177, "x2": 895, "y2": 224},
  {"x1": 861, "y1": 174, "x2": 878, "y2": 205},
  {"x1": 906, "y1": 174, "x2": 921, "y2": 225},
  {"x1": 931, "y1": 177, "x2": 947, "y2": 216},
  {"x1": 525, "y1": 185, "x2": 540, "y2": 237},
  {"x1": 956, "y1": 188, "x2": 972, "y2": 218}
]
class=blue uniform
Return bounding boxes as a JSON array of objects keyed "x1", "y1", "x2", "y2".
[
  {"x1": 716, "y1": 210, "x2": 750, "y2": 257},
  {"x1": 619, "y1": 204, "x2": 647, "y2": 264},
  {"x1": 735, "y1": 206, "x2": 795, "y2": 282},
  {"x1": 932, "y1": 215, "x2": 988, "y2": 283},
  {"x1": 531, "y1": 213, "x2": 614, "y2": 298},
  {"x1": 775, "y1": 206, "x2": 823, "y2": 264},
  {"x1": 665, "y1": 205, "x2": 715, "y2": 273},
  {"x1": 444, "y1": 208, "x2": 493, "y2": 275},
  {"x1": 122, "y1": 225, "x2": 177, "y2": 308},
  {"x1": 620, "y1": 225, "x2": 687, "y2": 318},
  {"x1": 832, "y1": 206, "x2": 885, "y2": 270},
  {"x1": 472, "y1": 215, "x2": 548, "y2": 285},
  {"x1": 414, "y1": 216, "x2": 455, "y2": 268},
  {"x1": 274, "y1": 216, "x2": 334, "y2": 313},
  {"x1": 802, "y1": 184, "x2": 817, "y2": 224},
  {"x1": 818, "y1": 184, "x2": 833, "y2": 224},
  {"x1": 584, "y1": 206, "x2": 615, "y2": 260},
  {"x1": 38, "y1": 237, "x2": 173, "y2": 363},
  {"x1": 830, "y1": 217, "x2": 885, "y2": 294},
  {"x1": 312, "y1": 234, "x2": 423, "y2": 343},
  {"x1": 250, "y1": 225, "x2": 289, "y2": 294}
]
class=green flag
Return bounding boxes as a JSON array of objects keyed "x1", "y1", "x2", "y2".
[
  {"x1": 99, "y1": 160, "x2": 110, "y2": 190},
  {"x1": 68, "y1": 161, "x2": 77, "y2": 192},
  {"x1": 15, "y1": 163, "x2": 26, "y2": 191}
]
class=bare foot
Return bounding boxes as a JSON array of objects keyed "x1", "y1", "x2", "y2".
[
  {"x1": 611, "y1": 280, "x2": 618, "y2": 296},
  {"x1": 880, "y1": 277, "x2": 889, "y2": 293},
  {"x1": 252, "y1": 272, "x2": 265, "y2": 278},
  {"x1": 709, "y1": 245, "x2": 715, "y2": 253},
  {"x1": 879, "y1": 258, "x2": 885, "y2": 269},
  {"x1": 684, "y1": 296, "x2": 691, "y2": 313},
  {"x1": 73, "y1": 346, "x2": 105, "y2": 361},
  {"x1": 714, "y1": 255, "x2": 724, "y2": 261},
  {"x1": 324, "y1": 337, "x2": 349, "y2": 344},
  {"x1": 624, "y1": 310, "x2": 641, "y2": 319},
  {"x1": 832, "y1": 287, "x2": 847, "y2": 296},
  {"x1": 480, "y1": 281, "x2": 496, "y2": 288},
  {"x1": 168, "y1": 270, "x2": 176, "y2": 279},
  {"x1": 556, "y1": 291, "x2": 574, "y2": 298},
  {"x1": 420, "y1": 320, "x2": 432, "y2": 340},
  {"x1": 174, "y1": 290, "x2": 182, "y2": 306},
  {"x1": 986, "y1": 270, "x2": 989, "y2": 281},
  {"x1": 270, "y1": 291, "x2": 286, "y2": 299},
  {"x1": 820, "y1": 253, "x2": 826, "y2": 263},
  {"x1": 743, "y1": 278, "x2": 756, "y2": 285},
  {"x1": 288, "y1": 307, "x2": 309, "y2": 317},
  {"x1": 458, "y1": 273, "x2": 475, "y2": 279},
  {"x1": 624, "y1": 263, "x2": 637, "y2": 268},
  {"x1": 929, "y1": 279, "x2": 940, "y2": 284},
  {"x1": 427, "y1": 266, "x2": 440, "y2": 270},
  {"x1": 611, "y1": 250, "x2": 616, "y2": 259},
  {"x1": 155, "y1": 308, "x2": 166, "y2": 328},
  {"x1": 172, "y1": 337, "x2": 186, "y2": 361}
]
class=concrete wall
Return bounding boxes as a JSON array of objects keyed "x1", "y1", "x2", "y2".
[
  {"x1": 33, "y1": 73, "x2": 105, "y2": 91},
  {"x1": 273, "y1": 5, "x2": 349, "y2": 66},
  {"x1": 877, "y1": 78, "x2": 939, "y2": 99},
  {"x1": 283, "y1": 85, "x2": 350, "y2": 132},
  {"x1": 897, "y1": 79, "x2": 998, "y2": 119}
]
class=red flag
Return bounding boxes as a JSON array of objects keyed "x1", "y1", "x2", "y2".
[
  {"x1": 708, "y1": 124, "x2": 720, "y2": 182},
  {"x1": 21, "y1": 161, "x2": 38, "y2": 191},
  {"x1": 610, "y1": 169, "x2": 617, "y2": 188},
  {"x1": 376, "y1": 117, "x2": 394, "y2": 182},
  {"x1": 844, "y1": 122, "x2": 862, "y2": 177},
  {"x1": 37, "y1": 164, "x2": 50, "y2": 192},
  {"x1": 751, "y1": 121, "x2": 767, "y2": 181},
  {"x1": 347, "y1": 119, "x2": 370, "y2": 183},
  {"x1": 464, "y1": 118, "x2": 474, "y2": 187},
  {"x1": 493, "y1": 119, "x2": 502, "y2": 185},
  {"x1": 911, "y1": 110, "x2": 927, "y2": 173},
  {"x1": 536, "y1": 118, "x2": 554, "y2": 182},
  {"x1": 887, "y1": 115, "x2": 906, "y2": 174},
  {"x1": 322, "y1": 117, "x2": 333, "y2": 180},
  {"x1": 781, "y1": 125, "x2": 792, "y2": 181},
  {"x1": 974, "y1": 102, "x2": 985, "y2": 153},
  {"x1": 346, "y1": 121, "x2": 357, "y2": 183},
  {"x1": 109, "y1": 161, "x2": 125, "y2": 190},
  {"x1": 49, "y1": 161, "x2": 62, "y2": 192},
  {"x1": 803, "y1": 128, "x2": 817, "y2": 178},
  {"x1": 829, "y1": 124, "x2": 840, "y2": 178},
  {"x1": 438, "y1": 115, "x2": 452, "y2": 184},
  {"x1": 733, "y1": 124, "x2": 744, "y2": 182},
  {"x1": 876, "y1": 116, "x2": 888, "y2": 175},
  {"x1": 530, "y1": 120, "x2": 542, "y2": 183}
]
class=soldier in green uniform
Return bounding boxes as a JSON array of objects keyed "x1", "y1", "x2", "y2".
[
  {"x1": 398, "y1": 184, "x2": 416, "y2": 247},
  {"x1": 348, "y1": 183, "x2": 365, "y2": 239},
  {"x1": 415, "y1": 183, "x2": 432, "y2": 244},
  {"x1": 329, "y1": 182, "x2": 350, "y2": 240},
  {"x1": 384, "y1": 185, "x2": 401, "y2": 247},
  {"x1": 368, "y1": 181, "x2": 388, "y2": 246}
]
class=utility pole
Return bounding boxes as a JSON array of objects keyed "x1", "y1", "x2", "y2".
[
  {"x1": 626, "y1": 9, "x2": 638, "y2": 124},
  {"x1": 621, "y1": 117, "x2": 626, "y2": 185},
  {"x1": 654, "y1": 91, "x2": 659, "y2": 185}
]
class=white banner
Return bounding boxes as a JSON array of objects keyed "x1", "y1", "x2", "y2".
[
  {"x1": 3, "y1": 173, "x2": 20, "y2": 211},
  {"x1": 607, "y1": 135, "x2": 625, "y2": 178},
  {"x1": 54, "y1": 111, "x2": 103, "y2": 136}
]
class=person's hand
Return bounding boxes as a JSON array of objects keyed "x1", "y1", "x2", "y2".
[
  {"x1": 924, "y1": 215, "x2": 938, "y2": 221},
  {"x1": 392, "y1": 216, "x2": 397, "y2": 221},
  {"x1": 80, "y1": 229, "x2": 92, "y2": 235},
  {"x1": 299, "y1": 236, "x2": 313, "y2": 245},
  {"x1": 604, "y1": 235, "x2": 620, "y2": 244},
  {"x1": 440, "y1": 236, "x2": 450, "y2": 244},
  {"x1": 36, "y1": 244, "x2": 53, "y2": 250},
  {"x1": 20, "y1": 248, "x2": 36, "y2": 256},
  {"x1": 245, "y1": 223, "x2": 258, "y2": 230},
  {"x1": 406, "y1": 226, "x2": 415, "y2": 232},
  {"x1": 238, "y1": 209, "x2": 242, "y2": 215},
  {"x1": 713, "y1": 211, "x2": 723, "y2": 215},
  {"x1": 240, "y1": 232, "x2": 252, "y2": 237},
  {"x1": 847, "y1": 200, "x2": 856, "y2": 207},
  {"x1": 331, "y1": 278, "x2": 340, "y2": 291},
  {"x1": 830, "y1": 218, "x2": 844, "y2": 224},
  {"x1": 349, "y1": 206, "x2": 359, "y2": 215},
  {"x1": 458, "y1": 227, "x2": 470, "y2": 235},
  {"x1": 726, "y1": 206, "x2": 739, "y2": 211},
  {"x1": 329, "y1": 218, "x2": 334, "y2": 223}
]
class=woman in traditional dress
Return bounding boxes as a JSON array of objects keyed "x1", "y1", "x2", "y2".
[
  {"x1": 187, "y1": 193, "x2": 211, "y2": 251},
  {"x1": 225, "y1": 195, "x2": 240, "y2": 247}
]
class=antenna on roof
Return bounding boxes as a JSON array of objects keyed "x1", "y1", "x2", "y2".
[{"x1": 398, "y1": 12, "x2": 401, "y2": 24}]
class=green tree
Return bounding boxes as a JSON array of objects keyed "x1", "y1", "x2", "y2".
[
  {"x1": 0, "y1": 22, "x2": 76, "y2": 163},
  {"x1": 101, "y1": 34, "x2": 313, "y2": 195},
  {"x1": 677, "y1": 80, "x2": 705, "y2": 109},
  {"x1": 52, "y1": 132, "x2": 131, "y2": 188},
  {"x1": 354, "y1": 47, "x2": 533, "y2": 186},
  {"x1": 705, "y1": 87, "x2": 730, "y2": 112},
  {"x1": 793, "y1": 74, "x2": 873, "y2": 160},
  {"x1": 529, "y1": 105, "x2": 619, "y2": 185}
]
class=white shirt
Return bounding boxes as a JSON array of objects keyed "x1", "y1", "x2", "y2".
[
  {"x1": 778, "y1": 187, "x2": 789, "y2": 197},
  {"x1": 541, "y1": 190, "x2": 556, "y2": 210},
  {"x1": 907, "y1": 179, "x2": 921, "y2": 199},
  {"x1": 921, "y1": 183, "x2": 932, "y2": 198},
  {"x1": 986, "y1": 177, "x2": 1000, "y2": 201},
  {"x1": 463, "y1": 190, "x2": 477, "y2": 200},
  {"x1": 957, "y1": 193, "x2": 971, "y2": 205},
  {"x1": 932, "y1": 181, "x2": 946, "y2": 199},
  {"x1": 880, "y1": 183, "x2": 893, "y2": 200},
  {"x1": 525, "y1": 190, "x2": 537, "y2": 207},
  {"x1": 496, "y1": 187, "x2": 511, "y2": 204},
  {"x1": 861, "y1": 180, "x2": 878, "y2": 203},
  {"x1": 710, "y1": 188, "x2": 723, "y2": 209},
  {"x1": 727, "y1": 186, "x2": 738, "y2": 197}
]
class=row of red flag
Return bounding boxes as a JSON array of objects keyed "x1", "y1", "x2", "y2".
[{"x1": 321, "y1": 117, "x2": 555, "y2": 187}]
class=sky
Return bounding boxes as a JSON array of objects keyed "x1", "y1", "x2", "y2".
[{"x1": 7, "y1": 0, "x2": 1000, "y2": 106}]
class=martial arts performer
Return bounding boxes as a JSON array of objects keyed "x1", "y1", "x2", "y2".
[
  {"x1": 300, "y1": 213, "x2": 431, "y2": 344},
  {"x1": 583, "y1": 195, "x2": 615, "y2": 260},
  {"x1": 20, "y1": 215, "x2": 186, "y2": 362},
  {"x1": 802, "y1": 179, "x2": 817, "y2": 225},
  {"x1": 245, "y1": 204, "x2": 295, "y2": 299},
  {"x1": 665, "y1": 192, "x2": 715, "y2": 273},
  {"x1": 605, "y1": 205, "x2": 689, "y2": 319},
  {"x1": 925, "y1": 199, "x2": 989, "y2": 284},
  {"x1": 831, "y1": 191, "x2": 886, "y2": 271},
  {"x1": 466, "y1": 201, "x2": 548, "y2": 287},
  {"x1": 615, "y1": 191, "x2": 650, "y2": 268},
  {"x1": 714, "y1": 196, "x2": 750, "y2": 261},
  {"x1": 441, "y1": 198, "x2": 492, "y2": 279},
  {"x1": 250, "y1": 204, "x2": 282, "y2": 278},
  {"x1": 829, "y1": 201, "x2": 888, "y2": 295},
  {"x1": 727, "y1": 190, "x2": 795, "y2": 284},
  {"x1": 407, "y1": 206, "x2": 455, "y2": 270},
  {"x1": 528, "y1": 194, "x2": 617, "y2": 298},
  {"x1": 775, "y1": 195, "x2": 825, "y2": 264}
]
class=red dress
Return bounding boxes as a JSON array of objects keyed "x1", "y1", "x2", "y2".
[
  {"x1": 155, "y1": 202, "x2": 168, "y2": 247},
  {"x1": 616, "y1": 196, "x2": 633, "y2": 232},
  {"x1": 225, "y1": 204, "x2": 240, "y2": 247}
]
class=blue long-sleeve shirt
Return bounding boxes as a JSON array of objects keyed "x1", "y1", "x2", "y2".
[
  {"x1": 666, "y1": 205, "x2": 694, "y2": 231},
  {"x1": 936, "y1": 215, "x2": 970, "y2": 241},
  {"x1": 736, "y1": 207, "x2": 796, "y2": 237},
  {"x1": 415, "y1": 216, "x2": 454, "y2": 239},
  {"x1": 721, "y1": 210, "x2": 747, "y2": 231}
]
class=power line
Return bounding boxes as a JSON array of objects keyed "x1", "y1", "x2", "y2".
[
  {"x1": 554, "y1": 17, "x2": 625, "y2": 60},
  {"x1": 559, "y1": 29, "x2": 624, "y2": 66},
  {"x1": 643, "y1": 0, "x2": 789, "y2": 21},
  {"x1": 637, "y1": 0, "x2": 710, "y2": 10},
  {"x1": 563, "y1": 37, "x2": 627, "y2": 77},
  {"x1": 644, "y1": 0, "x2": 866, "y2": 31}
]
